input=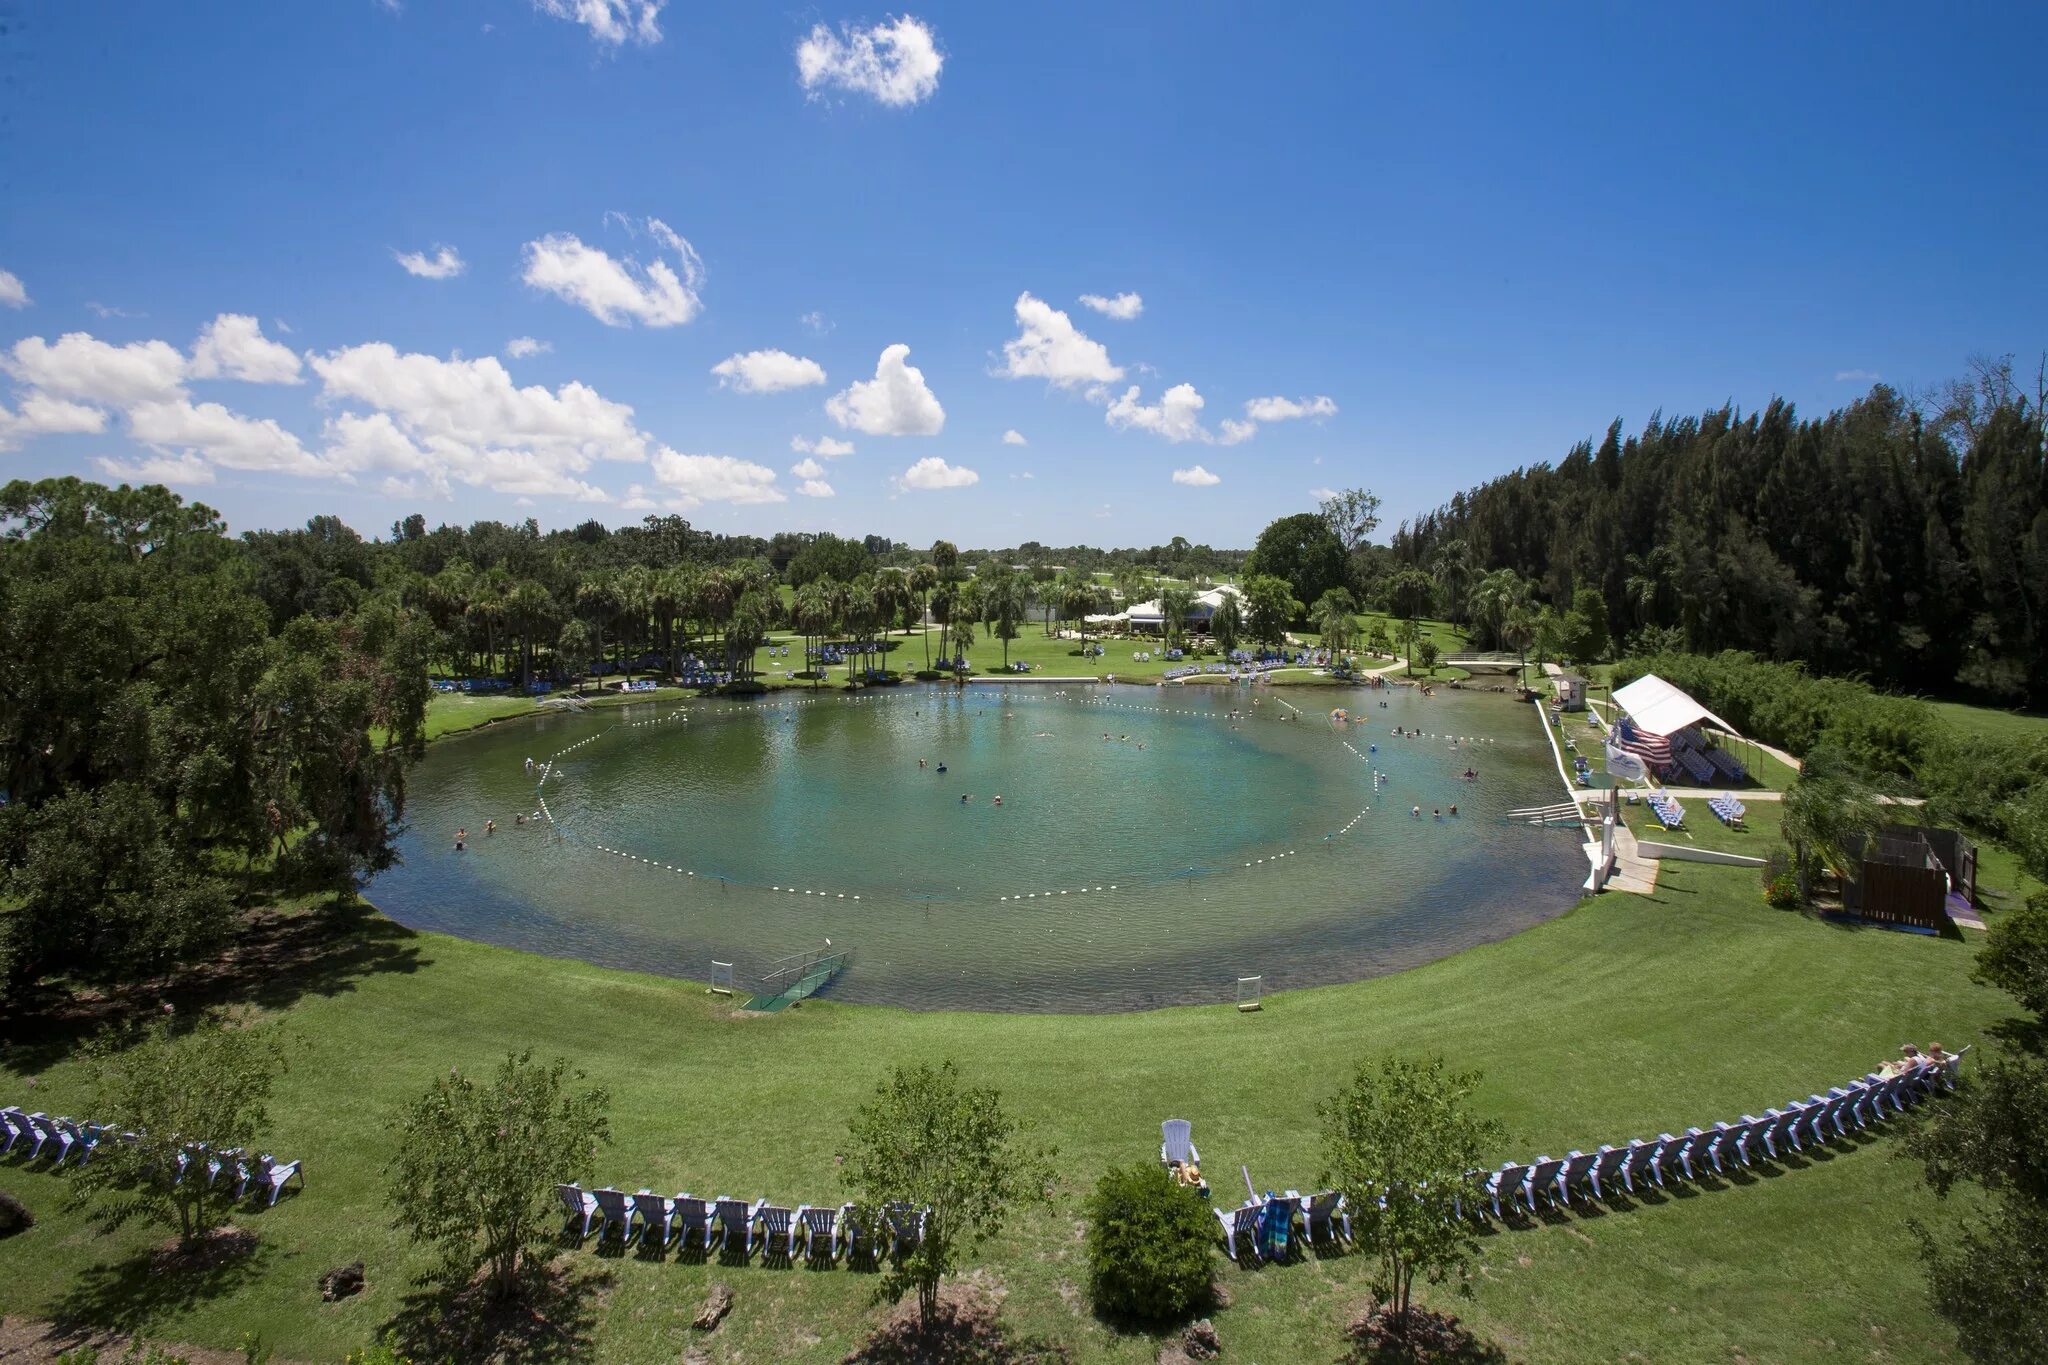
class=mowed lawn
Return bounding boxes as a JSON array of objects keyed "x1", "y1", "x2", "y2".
[{"x1": 0, "y1": 858, "x2": 2008, "y2": 1363}]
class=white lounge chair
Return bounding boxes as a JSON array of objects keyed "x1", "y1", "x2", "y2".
[
  {"x1": 1160, "y1": 1119, "x2": 1199, "y2": 1168},
  {"x1": 1299, "y1": 1190, "x2": 1350, "y2": 1244},
  {"x1": 671, "y1": 1194, "x2": 712, "y2": 1250},
  {"x1": 711, "y1": 1197, "x2": 762, "y2": 1258},
  {"x1": 753, "y1": 1203, "x2": 796, "y2": 1258},
  {"x1": 247, "y1": 1153, "x2": 303, "y2": 1206},
  {"x1": 556, "y1": 1183, "x2": 601, "y2": 1240},
  {"x1": 1213, "y1": 1201, "x2": 1261, "y2": 1261},
  {"x1": 794, "y1": 1203, "x2": 848, "y2": 1263},
  {"x1": 633, "y1": 1190, "x2": 674, "y2": 1248}
]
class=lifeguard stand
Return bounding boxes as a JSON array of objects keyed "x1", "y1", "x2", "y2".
[{"x1": 1236, "y1": 975, "x2": 1263, "y2": 1012}]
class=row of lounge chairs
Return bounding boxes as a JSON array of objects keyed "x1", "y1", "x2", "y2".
[
  {"x1": 556, "y1": 1184, "x2": 927, "y2": 1266},
  {"x1": 1709, "y1": 793, "x2": 1747, "y2": 827},
  {"x1": 1, "y1": 1106, "x2": 304, "y2": 1206},
  {"x1": 1161, "y1": 1120, "x2": 1353, "y2": 1264},
  {"x1": 1476, "y1": 1050, "x2": 1967, "y2": 1222},
  {"x1": 1648, "y1": 792, "x2": 1686, "y2": 829}
]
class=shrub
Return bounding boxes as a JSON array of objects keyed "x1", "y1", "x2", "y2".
[
  {"x1": 1085, "y1": 1162, "x2": 1214, "y2": 1322},
  {"x1": 1761, "y1": 853, "x2": 1801, "y2": 909},
  {"x1": 1974, "y1": 900, "x2": 2048, "y2": 1022}
]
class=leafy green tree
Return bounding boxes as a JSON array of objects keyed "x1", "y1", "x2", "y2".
[
  {"x1": 1241, "y1": 575, "x2": 1299, "y2": 648},
  {"x1": 386, "y1": 1051, "x2": 611, "y2": 1301},
  {"x1": 1974, "y1": 901, "x2": 2048, "y2": 1021},
  {"x1": 1159, "y1": 583, "x2": 1197, "y2": 650},
  {"x1": 841, "y1": 1060, "x2": 1053, "y2": 1330},
  {"x1": 1211, "y1": 589, "x2": 1244, "y2": 652},
  {"x1": 1318, "y1": 487, "x2": 1383, "y2": 559},
  {"x1": 1311, "y1": 588, "x2": 1358, "y2": 653},
  {"x1": 1085, "y1": 1163, "x2": 1213, "y2": 1322},
  {"x1": 1560, "y1": 587, "x2": 1611, "y2": 665},
  {"x1": 1366, "y1": 618, "x2": 1393, "y2": 658},
  {"x1": 986, "y1": 570, "x2": 1030, "y2": 667},
  {"x1": 1245, "y1": 513, "x2": 1347, "y2": 618},
  {"x1": 76, "y1": 1009, "x2": 284, "y2": 1250},
  {"x1": 1394, "y1": 618, "x2": 1419, "y2": 671},
  {"x1": 1318, "y1": 1055, "x2": 1503, "y2": 1344},
  {"x1": 554, "y1": 618, "x2": 594, "y2": 683},
  {"x1": 1415, "y1": 638, "x2": 1442, "y2": 675},
  {"x1": 1780, "y1": 749, "x2": 1884, "y2": 902}
]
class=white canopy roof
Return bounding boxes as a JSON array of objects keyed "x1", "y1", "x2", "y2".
[{"x1": 1611, "y1": 673, "x2": 1737, "y2": 739}]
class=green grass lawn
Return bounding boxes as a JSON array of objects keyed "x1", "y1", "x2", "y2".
[
  {"x1": 0, "y1": 858, "x2": 2007, "y2": 1363},
  {"x1": 1624, "y1": 794, "x2": 1785, "y2": 855},
  {"x1": 1926, "y1": 698, "x2": 2048, "y2": 746}
]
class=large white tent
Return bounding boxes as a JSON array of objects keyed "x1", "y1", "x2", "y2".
[{"x1": 1611, "y1": 673, "x2": 1737, "y2": 738}]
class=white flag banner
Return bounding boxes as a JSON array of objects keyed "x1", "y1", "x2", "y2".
[{"x1": 1605, "y1": 743, "x2": 1646, "y2": 782}]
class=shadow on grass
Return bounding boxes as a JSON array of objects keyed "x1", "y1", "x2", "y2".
[
  {"x1": 1344, "y1": 1303, "x2": 1507, "y2": 1364},
  {"x1": 385, "y1": 1259, "x2": 612, "y2": 1364},
  {"x1": 2, "y1": 897, "x2": 429, "y2": 1073},
  {"x1": 48, "y1": 1229, "x2": 272, "y2": 1338}
]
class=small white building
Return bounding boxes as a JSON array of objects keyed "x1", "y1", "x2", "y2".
[{"x1": 1126, "y1": 584, "x2": 1242, "y2": 634}]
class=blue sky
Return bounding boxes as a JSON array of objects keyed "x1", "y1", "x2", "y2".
[{"x1": 2, "y1": 2, "x2": 2043, "y2": 547}]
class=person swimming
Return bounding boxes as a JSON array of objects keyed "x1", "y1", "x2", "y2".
[
  {"x1": 484, "y1": 819, "x2": 495, "y2": 835},
  {"x1": 1449, "y1": 804, "x2": 1458, "y2": 817},
  {"x1": 1433, "y1": 808, "x2": 1441, "y2": 820},
  {"x1": 454, "y1": 827, "x2": 467, "y2": 850},
  {"x1": 1411, "y1": 806, "x2": 1421, "y2": 818},
  {"x1": 993, "y1": 795, "x2": 1003, "y2": 805}
]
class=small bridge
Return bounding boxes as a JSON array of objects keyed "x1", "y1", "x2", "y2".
[
  {"x1": 1442, "y1": 653, "x2": 1526, "y2": 675},
  {"x1": 742, "y1": 946, "x2": 849, "y2": 1012}
]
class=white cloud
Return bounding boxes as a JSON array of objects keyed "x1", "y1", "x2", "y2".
[
  {"x1": 1171, "y1": 464, "x2": 1221, "y2": 487},
  {"x1": 0, "y1": 392, "x2": 108, "y2": 450},
  {"x1": 796, "y1": 15, "x2": 943, "y2": 107},
  {"x1": 826, "y1": 343, "x2": 944, "y2": 435},
  {"x1": 521, "y1": 220, "x2": 702, "y2": 328},
  {"x1": 1243, "y1": 394, "x2": 1337, "y2": 423},
  {"x1": 619, "y1": 483, "x2": 658, "y2": 511},
  {"x1": 997, "y1": 291, "x2": 1123, "y2": 390},
  {"x1": 650, "y1": 447, "x2": 784, "y2": 507},
  {"x1": 532, "y1": 0, "x2": 663, "y2": 46},
  {"x1": 896, "y1": 456, "x2": 978, "y2": 490},
  {"x1": 1078, "y1": 291, "x2": 1142, "y2": 321},
  {"x1": 800, "y1": 310, "x2": 832, "y2": 335},
  {"x1": 1105, "y1": 383, "x2": 1210, "y2": 443},
  {"x1": 189, "y1": 313, "x2": 302, "y2": 384},
  {"x1": 1836, "y1": 368, "x2": 1881, "y2": 382},
  {"x1": 506, "y1": 336, "x2": 551, "y2": 359},
  {"x1": 790, "y1": 456, "x2": 828, "y2": 480},
  {"x1": 1216, "y1": 419, "x2": 1256, "y2": 445},
  {"x1": 86, "y1": 302, "x2": 143, "y2": 320},
  {"x1": 128, "y1": 398, "x2": 325, "y2": 476},
  {"x1": 0, "y1": 269, "x2": 27, "y2": 309},
  {"x1": 93, "y1": 452, "x2": 216, "y2": 486},
  {"x1": 795, "y1": 474, "x2": 835, "y2": 498},
  {"x1": 4, "y1": 332, "x2": 187, "y2": 406},
  {"x1": 1001, "y1": 429, "x2": 1027, "y2": 446},
  {"x1": 791, "y1": 434, "x2": 855, "y2": 458},
  {"x1": 1309, "y1": 486, "x2": 1340, "y2": 501},
  {"x1": 394, "y1": 245, "x2": 466, "y2": 280},
  {"x1": 711, "y1": 348, "x2": 826, "y2": 394}
]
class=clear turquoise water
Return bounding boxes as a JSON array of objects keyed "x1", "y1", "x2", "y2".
[{"x1": 368, "y1": 683, "x2": 1584, "y2": 1011}]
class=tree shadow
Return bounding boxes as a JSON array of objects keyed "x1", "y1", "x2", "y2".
[
  {"x1": 1344, "y1": 1303, "x2": 1507, "y2": 1364},
  {"x1": 2, "y1": 897, "x2": 429, "y2": 1073},
  {"x1": 48, "y1": 1229, "x2": 272, "y2": 1338},
  {"x1": 384, "y1": 1258, "x2": 612, "y2": 1365}
]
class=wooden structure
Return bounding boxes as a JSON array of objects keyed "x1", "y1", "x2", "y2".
[
  {"x1": 1840, "y1": 825, "x2": 1974, "y2": 933},
  {"x1": 1554, "y1": 674, "x2": 1588, "y2": 713}
]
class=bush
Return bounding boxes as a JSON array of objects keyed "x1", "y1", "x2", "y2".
[
  {"x1": 1974, "y1": 900, "x2": 2048, "y2": 1021},
  {"x1": 1762, "y1": 852, "x2": 1801, "y2": 909},
  {"x1": 914, "y1": 669, "x2": 943, "y2": 681},
  {"x1": 1085, "y1": 1162, "x2": 1213, "y2": 1322}
]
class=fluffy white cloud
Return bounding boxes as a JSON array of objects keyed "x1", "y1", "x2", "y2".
[
  {"x1": 711, "y1": 348, "x2": 826, "y2": 394},
  {"x1": 0, "y1": 392, "x2": 108, "y2": 450},
  {"x1": 790, "y1": 456, "x2": 828, "y2": 480},
  {"x1": 800, "y1": 310, "x2": 832, "y2": 335},
  {"x1": 4, "y1": 332, "x2": 187, "y2": 406},
  {"x1": 619, "y1": 483, "x2": 658, "y2": 511},
  {"x1": 189, "y1": 314, "x2": 302, "y2": 384},
  {"x1": 1309, "y1": 486, "x2": 1340, "y2": 501},
  {"x1": 506, "y1": 336, "x2": 551, "y2": 359},
  {"x1": 1105, "y1": 383, "x2": 1210, "y2": 443},
  {"x1": 1171, "y1": 464, "x2": 1220, "y2": 487},
  {"x1": 1217, "y1": 418, "x2": 1256, "y2": 445},
  {"x1": 394, "y1": 245, "x2": 466, "y2": 280},
  {"x1": 790, "y1": 459, "x2": 835, "y2": 497},
  {"x1": 128, "y1": 398, "x2": 325, "y2": 476},
  {"x1": 896, "y1": 456, "x2": 978, "y2": 490},
  {"x1": 522, "y1": 219, "x2": 703, "y2": 328},
  {"x1": 1836, "y1": 368, "x2": 1881, "y2": 383},
  {"x1": 533, "y1": 0, "x2": 663, "y2": 45},
  {"x1": 827, "y1": 343, "x2": 944, "y2": 435},
  {"x1": 797, "y1": 15, "x2": 943, "y2": 107},
  {"x1": 1078, "y1": 291, "x2": 1142, "y2": 321},
  {"x1": 87, "y1": 302, "x2": 143, "y2": 320},
  {"x1": 0, "y1": 269, "x2": 27, "y2": 309},
  {"x1": 650, "y1": 447, "x2": 784, "y2": 507},
  {"x1": 1243, "y1": 394, "x2": 1337, "y2": 423},
  {"x1": 791, "y1": 434, "x2": 855, "y2": 458},
  {"x1": 1001, "y1": 429, "x2": 1027, "y2": 446},
  {"x1": 93, "y1": 452, "x2": 216, "y2": 486},
  {"x1": 307, "y1": 342, "x2": 658, "y2": 500},
  {"x1": 997, "y1": 292, "x2": 1123, "y2": 390}
]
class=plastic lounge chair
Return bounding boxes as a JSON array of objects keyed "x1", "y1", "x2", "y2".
[
  {"x1": 1554, "y1": 1150, "x2": 1600, "y2": 1204},
  {"x1": 712, "y1": 1197, "x2": 762, "y2": 1258},
  {"x1": 754, "y1": 1204, "x2": 796, "y2": 1258},
  {"x1": 1670, "y1": 1128, "x2": 1718, "y2": 1181},
  {"x1": 1300, "y1": 1190, "x2": 1351, "y2": 1244},
  {"x1": 248, "y1": 1153, "x2": 303, "y2": 1206},
  {"x1": 1647, "y1": 1133, "x2": 1690, "y2": 1185},
  {"x1": 1524, "y1": 1156, "x2": 1565, "y2": 1209},
  {"x1": 30, "y1": 1114, "x2": 76, "y2": 1164},
  {"x1": 205, "y1": 1145, "x2": 245, "y2": 1188},
  {"x1": 794, "y1": 1203, "x2": 847, "y2": 1263},
  {"x1": 19, "y1": 1113, "x2": 60, "y2": 1162},
  {"x1": 1213, "y1": 1201, "x2": 1262, "y2": 1261},
  {"x1": 1758, "y1": 1107, "x2": 1801, "y2": 1160},
  {"x1": 633, "y1": 1190, "x2": 674, "y2": 1248},
  {"x1": 556, "y1": 1183, "x2": 601, "y2": 1240},
  {"x1": 1160, "y1": 1119, "x2": 1200, "y2": 1168},
  {"x1": 1484, "y1": 1162, "x2": 1529, "y2": 1218},
  {"x1": 0, "y1": 1107, "x2": 29, "y2": 1155},
  {"x1": 1584, "y1": 1144, "x2": 1629, "y2": 1200},
  {"x1": 671, "y1": 1195, "x2": 712, "y2": 1250},
  {"x1": 64, "y1": 1120, "x2": 108, "y2": 1166},
  {"x1": 589, "y1": 1187, "x2": 634, "y2": 1243},
  {"x1": 884, "y1": 1202, "x2": 927, "y2": 1256}
]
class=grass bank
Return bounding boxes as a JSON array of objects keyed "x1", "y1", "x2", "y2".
[{"x1": 0, "y1": 859, "x2": 2008, "y2": 1362}]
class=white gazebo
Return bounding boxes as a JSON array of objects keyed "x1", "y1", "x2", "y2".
[{"x1": 1609, "y1": 673, "x2": 1736, "y2": 739}]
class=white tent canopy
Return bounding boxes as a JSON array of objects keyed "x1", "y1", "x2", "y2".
[{"x1": 1610, "y1": 673, "x2": 1738, "y2": 738}]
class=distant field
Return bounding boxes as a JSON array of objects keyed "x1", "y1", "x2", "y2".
[{"x1": 1927, "y1": 698, "x2": 2048, "y2": 745}]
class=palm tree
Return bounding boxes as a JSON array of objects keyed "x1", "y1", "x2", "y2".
[
  {"x1": 616, "y1": 564, "x2": 656, "y2": 682},
  {"x1": 845, "y1": 574, "x2": 875, "y2": 685},
  {"x1": 575, "y1": 570, "x2": 619, "y2": 687},
  {"x1": 1782, "y1": 760, "x2": 1884, "y2": 903},
  {"x1": 505, "y1": 580, "x2": 555, "y2": 687},
  {"x1": 1160, "y1": 583, "x2": 1197, "y2": 650},
  {"x1": 1212, "y1": 590, "x2": 1244, "y2": 653},
  {"x1": 908, "y1": 562, "x2": 938, "y2": 670},
  {"x1": 986, "y1": 570, "x2": 1029, "y2": 668},
  {"x1": 468, "y1": 567, "x2": 510, "y2": 678},
  {"x1": 793, "y1": 581, "x2": 831, "y2": 688},
  {"x1": 1311, "y1": 587, "x2": 1358, "y2": 654}
]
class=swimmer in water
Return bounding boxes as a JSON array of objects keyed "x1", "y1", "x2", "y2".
[
  {"x1": 484, "y1": 819, "x2": 495, "y2": 835},
  {"x1": 1449, "y1": 804, "x2": 1458, "y2": 817},
  {"x1": 993, "y1": 795, "x2": 1003, "y2": 805},
  {"x1": 455, "y1": 827, "x2": 467, "y2": 849},
  {"x1": 919, "y1": 758, "x2": 927, "y2": 768},
  {"x1": 1411, "y1": 806, "x2": 1420, "y2": 818},
  {"x1": 1433, "y1": 808, "x2": 1442, "y2": 820}
]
